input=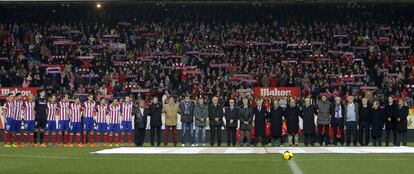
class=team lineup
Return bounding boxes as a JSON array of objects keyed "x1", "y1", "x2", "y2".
[{"x1": 1, "y1": 91, "x2": 409, "y2": 148}]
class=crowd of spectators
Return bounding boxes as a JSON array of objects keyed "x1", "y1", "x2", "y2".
[{"x1": 0, "y1": 4, "x2": 413, "y2": 106}]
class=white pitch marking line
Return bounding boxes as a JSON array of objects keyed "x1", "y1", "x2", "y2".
[{"x1": 288, "y1": 160, "x2": 304, "y2": 174}]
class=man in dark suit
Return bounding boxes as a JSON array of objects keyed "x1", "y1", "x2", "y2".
[
  {"x1": 358, "y1": 98, "x2": 371, "y2": 146},
  {"x1": 224, "y1": 99, "x2": 239, "y2": 146},
  {"x1": 396, "y1": 99, "x2": 408, "y2": 146},
  {"x1": 209, "y1": 96, "x2": 224, "y2": 146},
  {"x1": 238, "y1": 97, "x2": 254, "y2": 146},
  {"x1": 384, "y1": 96, "x2": 397, "y2": 146},
  {"x1": 330, "y1": 96, "x2": 345, "y2": 146},
  {"x1": 133, "y1": 100, "x2": 148, "y2": 147},
  {"x1": 285, "y1": 98, "x2": 301, "y2": 146},
  {"x1": 300, "y1": 97, "x2": 317, "y2": 146},
  {"x1": 147, "y1": 96, "x2": 163, "y2": 146},
  {"x1": 371, "y1": 100, "x2": 385, "y2": 146},
  {"x1": 254, "y1": 98, "x2": 267, "y2": 146}
]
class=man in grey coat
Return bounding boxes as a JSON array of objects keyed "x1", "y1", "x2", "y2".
[
  {"x1": 238, "y1": 97, "x2": 253, "y2": 146},
  {"x1": 317, "y1": 95, "x2": 331, "y2": 146},
  {"x1": 179, "y1": 95, "x2": 195, "y2": 146},
  {"x1": 193, "y1": 97, "x2": 208, "y2": 146},
  {"x1": 344, "y1": 95, "x2": 359, "y2": 146}
]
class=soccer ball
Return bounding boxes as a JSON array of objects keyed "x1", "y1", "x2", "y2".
[{"x1": 282, "y1": 151, "x2": 293, "y2": 160}]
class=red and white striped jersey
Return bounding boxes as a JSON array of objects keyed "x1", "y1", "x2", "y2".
[
  {"x1": 96, "y1": 104, "x2": 108, "y2": 123},
  {"x1": 70, "y1": 103, "x2": 82, "y2": 123},
  {"x1": 47, "y1": 102, "x2": 58, "y2": 121},
  {"x1": 58, "y1": 101, "x2": 70, "y2": 121},
  {"x1": 24, "y1": 101, "x2": 35, "y2": 121},
  {"x1": 13, "y1": 100, "x2": 23, "y2": 120},
  {"x1": 109, "y1": 104, "x2": 121, "y2": 124},
  {"x1": 4, "y1": 101, "x2": 14, "y2": 117},
  {"x1": 83, "y1": 101, "x2": 96, "y2": 118},
  {"x1": 121, "y1": 102, "x2": 133, "y2": 122}
]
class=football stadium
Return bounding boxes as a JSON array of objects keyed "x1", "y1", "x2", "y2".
[{"x1": 1, "y1": 0, "x2": 414, "y2": 173}]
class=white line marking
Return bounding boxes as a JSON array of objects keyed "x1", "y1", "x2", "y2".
[{"x1": 288, "y1": 160, "x2": 304, "y2": 174}]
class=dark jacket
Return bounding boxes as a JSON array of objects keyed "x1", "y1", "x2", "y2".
[
  {"x1": 371, "y1": 107, "x2": 385, "y2": 137},
  {"x1": 179, "y1": 101, "x2": 195, "y2": 123},
  {"x1": 133, "y1": 106, "x2": 148, "y2": 129},
  {"x1": 285, "y1": 105, "x2": 301, "y2": 134},
  {"x1": 239, "y1": 106, "x2": 254, "y2": 130},
  {"x1": 384, "y1": 103, "x2": 397, "y2": 129},
  {"x1": 359, "y1": 105, "x2": 372, "y2": 123},
  {"x1": 396, "y1": 105, "x2": 409, "y2": 131},
  {"x1": 269, "y1": 107, "x2": 284, "y2": 137},
  {"x1": 254, "y1": 105, "x2": 267, "y2": 137},
  {"x1": 330, "y1": 103, "x2": 345, "y2": 124},
  {"x1": 148, "y1": 102, "x2": 163, "y2": 127},
  {"x1": 194, "y1": 104, "x2": 208, "y2": 127},
  {"x1": 224, "y1": 106, "x2": 239, "y2": 128},
  {"x1": 209, "y1": 104, "x2": 224, "y2": 127},
  {"x1": 301, "y1": 105, "x2": 317, "y2": 134},
  {"x1": 344, "y1": 102, "x2": 360, "y2": 124}
]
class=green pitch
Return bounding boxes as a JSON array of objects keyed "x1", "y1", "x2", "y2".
[{"x1": 1, "y1": 144, "x2": 414, "y2": 174}]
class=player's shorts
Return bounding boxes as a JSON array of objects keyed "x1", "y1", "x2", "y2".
[
  {"x1": 12, "y1": 119, "x2": 22, "y2": 132},
  {"x1": 121, "y1": 121, "x2": 132, "y2": 132},
  {"x1": 96, "y1": 123, "x2": 108, "y2": 132},
  {"x1": 59, "y1": 120, "x2": 70, "y2": 131},
  {"x1": 46, "y1": 120, "x2": 57, "y2": 131},
  {"x1": 24, "y1": 120, "x2": 36, "y2": 131},
  {"x1": 70, "y1": 122, "x2": 82, "y2": 132},
  {"x1": 109, "y1": 123, "x2": 120, "y2": 133},
  {"x1": 4, "y1": 117, "x2": 13, "y2": 132},
  {"x1": 83, "y1": 117, "x2": 94, "y2": 131}
]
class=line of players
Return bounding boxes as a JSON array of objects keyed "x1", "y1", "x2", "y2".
[{"x1": 1, "y1": 90, "x2": 134, "y2": 147}]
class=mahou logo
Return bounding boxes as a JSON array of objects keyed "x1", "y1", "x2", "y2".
[
  {"x1": 253, "y1": 87, "x2": 300, "y2": 97},
  {"x1": 0, "y1": 88, "x2": 38, "y2": 99}
]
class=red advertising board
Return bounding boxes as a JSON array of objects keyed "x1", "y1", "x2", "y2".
[
  {"x1": 0, "y1": 87, "x2": 39, "y2": 99},
  {"x1": 253, "y1": 87, "x2": 301, "y2": 97}
]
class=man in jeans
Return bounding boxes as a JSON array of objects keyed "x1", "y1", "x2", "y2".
[
  {"x1": 193, "y1": 97, "x2": 208, "y2": 146},
  {"x1": 344, "y1": 95, "x2": 359, "y2": 146},
  {"x1": 179, "y1": 95, "x2": 195, "y2": 146}
]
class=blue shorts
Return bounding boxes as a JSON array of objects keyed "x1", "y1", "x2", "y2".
[
  {"x1": 5, "y1": 117, "x2": 13, "y2": 132},
  {"x1": 12, "y1": 119, "x2": 22, "y2": 132},
  {"x1": 70, "y1": 122, "x2": 82, "y2": 132},
  {"x1": 24, "y1": 120, "x2": 36, "y2": 131},
  {"x1": 59, "y1": 120, "x2": 70, "y2": 131},
  {"x1": 83, "y1": 117, "x2": 94, "y2": 131},
  {"x1": 96, "y1": 123, "x2": 108, "y2": 132},
  {"x1": 46, "y1": 121, "x2": 57, "y2": 131},
  {"x1": 121, "y1": 121, "x2": 133, "y2": 132},
  {"x1": 109, "y1": 123, "x2": 120, "y2": 133}
]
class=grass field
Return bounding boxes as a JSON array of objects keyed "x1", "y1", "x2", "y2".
[{"x1": 1, "y1": 143, "x2": 414, "y2": 174}]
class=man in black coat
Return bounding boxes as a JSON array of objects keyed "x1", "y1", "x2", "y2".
[
  {"x1": 384, "y1": 96, "x2": 398, "y2": 146},
  {"x1": 238, "y1": 97, "x2": 253, "y2": 146},
  {"x1": 254, "y1": 98, "x2": 267, "y2": 146},
  {"x1": 224, "y1": 99, "x2": 239, "y2": 146},
  {"x1": 396, "y1": 99, "x2": 408, "y2": 146},
  {"x1": 147, "y1": 96, "x2": 163, "y2": 146},
  {"x1": 330, "y1": 96, "x2": 345, "y2": 146},
  {"x1": 358, "y1": 98, "x2": 371, "y2": 146},
  {"x1": 209, "y1": 96, "x2": 224, "y2": 146},
  {"x1": 285, "y1": 98, "x2": 301, "y2": 146},
  {"x1": 300, "y1": 97, "x2": 317, "y2": 146},
  {"x1": 371, "y1": 100, "x2": 385, "y2": 146},
  {"x1": 133, "y1": 100, "x2": 148, "y2": 147},
  {"x1": 269, "y1": 100, "x2": 284, "y2": 146}
]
